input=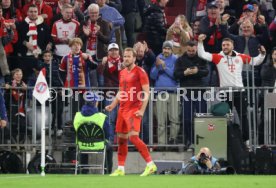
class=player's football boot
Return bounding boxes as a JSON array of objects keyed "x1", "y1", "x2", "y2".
[
  {"x1": 109, "y1": 169, "x2": 125, "y2": 176},
  {"x1": 140, "y1": 164, "x2": 157, "y2": 176}
]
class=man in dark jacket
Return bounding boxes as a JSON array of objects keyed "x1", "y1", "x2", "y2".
[
  {"x1": 174, "y1": 41, "x2": 209, "y2": 87},
  {"x1": 80, "y1": 3, "x2": 111, "y2": 87},
  {"x1": 174, "y1": 41, "x2": 208, "y2": 147},
  {"x1": 98, "y1": 42, "x2": 123, "y2": 143},
  {"x1": 80, "y1": 3, "x2": 111, "y2": 61},
  {"x1": 199, "y1": 1, "x2": 223, "y2": 86},
  {"x1": 16, "y1": 4, "x2": 51, "y2": 80},
  {"x1": 261, "y1": 48, "x2": 276, "y2": 88},
  {"x1": 121, "y1": 0, "x2": 145, "y2": 47},
  {"x1": 144, "y1": 0, "x2": 168, "y2": 55},
  {"x1": 199, "y1": 2, "x2": 223, "y2": 54},
  {"x1": 134, "y1": 41, "x2": 155, "y2": 85},
  {"x1": 259, "y1": 47, "x2": 276, "y2": 144},
  {"x1": 17, "y1": 5, "x2": 51, "y2": 57}
]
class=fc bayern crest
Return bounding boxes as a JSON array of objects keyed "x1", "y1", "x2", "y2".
[
  {"x1": 208, "y1": 123, "x2": 215, "y2": 131},
  {"x1": 35, "y1": 82, "x2": 48, "y2": 94}
]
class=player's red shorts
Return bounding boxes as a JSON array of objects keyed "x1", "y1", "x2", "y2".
[{"x1": 115, "y1": 108, "x2": 142, "y2": 133}]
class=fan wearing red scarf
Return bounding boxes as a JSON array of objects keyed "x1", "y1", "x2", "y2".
[
  {"x1": 99, "y1": 43, "x2": 123, "y2": 87},
  {"x1": 22, "y1": 0, "x2": 53, "y2": 26},
  {"x1": 59, "y1": 37, "x2": 97, "y2": 90},
  {"x1": 0, "y1": 4, "x2": 18, "y2": 56},
  {"x1": 0, "y1": 5, "x2": 14, "y2": 83},
  {"x1": 98, "y1": 42, "x2": 123, "y2": 143},
  {"x1": 198, "y1": 1, "x2": 223, "y2": 86},
  {"x1": 80, "y1": 3, "x2": 110, "y2": 61},
  {"x1": 5, "y1": 68, "x2": 27, "y2": 117},
  {"x1": 1, "y1": 0, "x2": 23, "y2": 24},
  {"x1": 199, "y1": 1, "x2": 223, "y2": 53},
  {"x1": 17, "y1": 4, "x2": 51, "y2": 58}
]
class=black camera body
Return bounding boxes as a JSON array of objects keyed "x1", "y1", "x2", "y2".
[{"x1": 198, "y1": 153, "x2": 209, "y2": 164}]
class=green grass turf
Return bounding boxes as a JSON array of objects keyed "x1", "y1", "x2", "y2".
[{"x1": 1, "y1": 174, "x2": 276, "y2": 188}]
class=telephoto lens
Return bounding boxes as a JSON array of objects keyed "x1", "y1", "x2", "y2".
[{"x1": 199, "y1": 153, "x2": 208, "y2": 164}]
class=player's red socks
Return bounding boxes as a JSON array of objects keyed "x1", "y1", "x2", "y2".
[
  {"x1": 129, "y1": 135, "x2": 152, "y2": 163},
  {"x1": 118, "y1": 137, "x2": 128, "y2": 166}
]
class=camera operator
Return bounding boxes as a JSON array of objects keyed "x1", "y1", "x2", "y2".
[{"x1": 182, "y1": 147, "x2": 221, "y2": 174}]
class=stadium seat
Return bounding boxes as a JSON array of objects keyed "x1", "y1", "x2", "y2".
[{"x1": 74, "y1": 122, "x2": 106, "y2": 175}]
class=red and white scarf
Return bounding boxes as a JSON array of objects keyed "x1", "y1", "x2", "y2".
[
  {"x1": 11, "y1": 80, "x2": 26, "y2": 116},
  {"x1": 107, "y1": 56, "x2": 122, "y2": 73},
  {"x1": 86, "y1": 23, "x2": 97, "y2": 55},
  {"x1": 11, "y1": 80, "x2": 25, "y2": 101},
  {"x1": 27, "y1": 20, "x2": 37, "y2": 50},
  {"x1": 207, "y1": 16, "x2": 222, "y2": 46},
  {"x1": 25, "y1": 16, "x2": 43, "y2": 56},
  {"x1": 67, "y1": 51, "x2": 86, "y2": 88}
]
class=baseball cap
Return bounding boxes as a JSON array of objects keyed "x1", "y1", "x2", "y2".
[
  {"x1": 108, "y1": 43, "x2": 119, "y2": 51},
  {"x1": 243, "y1": 4, "x2": 254, "y2": 12},
  {"x1": 207, "y1": 1, "x2": 218, "y2": 9}
]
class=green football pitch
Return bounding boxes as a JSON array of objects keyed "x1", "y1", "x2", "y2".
[{"x1": 0, "y1": 174, "x2": 276, "y2": 188}]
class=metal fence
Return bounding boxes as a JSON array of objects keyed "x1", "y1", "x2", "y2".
[{"x1": 1, "y1": 86, "x2": 275, "y2": 151}]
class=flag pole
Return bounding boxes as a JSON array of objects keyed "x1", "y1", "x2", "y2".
[
  {"x1": 32, "y1": 69, "x2": 50, "y2": 177},
  {"x1": 41, "y1": 102, "x2": 46, "y2": 176}
]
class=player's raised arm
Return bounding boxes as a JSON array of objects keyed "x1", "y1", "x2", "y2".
[
  {"x1": 249, "y1": 45, "x2": 266, "y2": 66},
  {"x1": 197, "y1": 34, "x2": 213, "y2": 62}
]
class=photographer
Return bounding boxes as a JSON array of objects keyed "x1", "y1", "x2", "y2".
[{"x1": 182, "y1": 147, "x2": 221, "y2": 174}]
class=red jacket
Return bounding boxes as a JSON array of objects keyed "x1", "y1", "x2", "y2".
[
  {"x1": 0, "y1": 18, "x2": 18, "y2": 55},
  {"x1": 2, "y1": 8, "x2": 23, "y2": 23}
]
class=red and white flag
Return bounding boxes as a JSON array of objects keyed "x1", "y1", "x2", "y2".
[{"x1": 32, "y1": 68, "x2": 50, "y2": 104}]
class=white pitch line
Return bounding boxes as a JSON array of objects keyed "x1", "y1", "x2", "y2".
[{"x1": 0, "y1": 175, "x2": 40, "y2": 179}]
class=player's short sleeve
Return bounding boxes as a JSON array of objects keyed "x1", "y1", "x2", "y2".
[{"x1": 138, "y1": 67, "x2": 149, "y2": 86}]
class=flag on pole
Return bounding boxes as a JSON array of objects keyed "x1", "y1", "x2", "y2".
[
  {"x1": 32, "y1": 68, "x2": 50, "y2": 104},
  {"x1": 32, "y1": 68, "x2": 49, "y2": 176}
]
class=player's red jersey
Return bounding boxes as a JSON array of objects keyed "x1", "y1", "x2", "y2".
[{"x1": 118, "y1": 65, "x2": 149, "y2": 110}]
